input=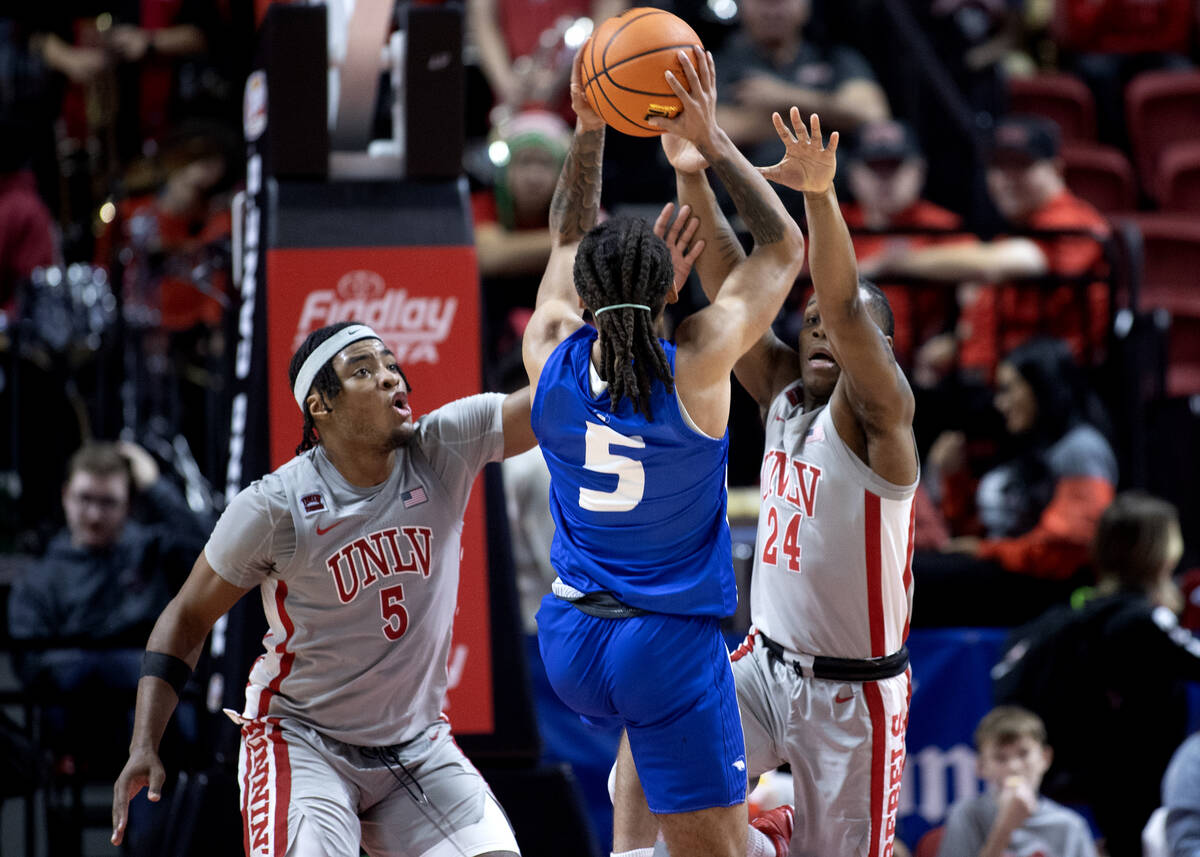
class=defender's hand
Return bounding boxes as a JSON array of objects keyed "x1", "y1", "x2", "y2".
[
  {"x1": 653, "y1": 202, "x2": 705, "y2": 301},
  {"x1": 661, "y1": 132, "x2": 708, "y2": 175},
  {"x1": 757, "y1": 108, "x2": 839, "y2": 195}
]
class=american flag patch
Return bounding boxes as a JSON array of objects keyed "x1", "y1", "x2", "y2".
[
  {"x1": 805, "y1": 423, "x2": 825, "y2": 443},
  {"x1": 402, "y1": 486, "x2": 427, "y2": 508}
]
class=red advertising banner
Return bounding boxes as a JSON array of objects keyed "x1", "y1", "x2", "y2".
[{"x1": 265, "y1": 245, "x2": 493, "y2": 734}]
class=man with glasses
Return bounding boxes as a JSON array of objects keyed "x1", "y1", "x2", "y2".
[{"x1": 6, "y1": 440, "x2": 211, "y2": 800}]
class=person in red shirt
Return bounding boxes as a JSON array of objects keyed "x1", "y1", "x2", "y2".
[
  {"x1": 94, "y1": 124, "x2": 235, "y2": 478},
  {"x1": 468, "y1": 0, "x2": 628, "y2": 124},
  {"x1": 881, "y1": 115, "x2": 1110, "y2": 382},
  {"x1": 841, "y1": 118, "x2": 970, "y2": 365},
  {"x1": 0, "y1": 124, "x2": 57, "y2": 318},
  {"x1": 914, "y1": 336, "x2": 1118, "y2": 627},
  {"x1": 96, "y1": 127, "x2": 233, "y2": 334}
]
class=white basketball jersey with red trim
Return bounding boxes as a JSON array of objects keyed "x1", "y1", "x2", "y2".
[
  {"x1": 206, "y1": 395, "x2": 504, "y2": 747},
  {"x1": 751, "y1": 382, "x2": 917, "y2": 659}
]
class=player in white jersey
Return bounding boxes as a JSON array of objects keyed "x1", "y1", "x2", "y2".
[
  {"x1": 111, "y1": 322, "x2": 536, "y2": 857},
  {"x1": 617, "y1": 110, "x2": 919, "y2": 857}
]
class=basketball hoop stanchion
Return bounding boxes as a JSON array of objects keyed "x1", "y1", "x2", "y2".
[{"x1": 217, "y1": 0, "x2": 532, "y2": 785}]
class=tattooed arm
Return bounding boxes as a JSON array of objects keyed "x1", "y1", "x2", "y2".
[
  {"x1": 662, "y1": 134, "x2": 799, "y2": 411},
  {"x1": 648, "y1": 49, "x2": 804, "y2": 437},
  {"x1": 539, "y1": 121, "x2": 603, "y2": 302},
  {"x1": 522, "y1": 49, "x2": 605, "y2": 393}
]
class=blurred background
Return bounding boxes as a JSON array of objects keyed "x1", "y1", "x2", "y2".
[{"x1": 1, "y1": 0, "x2": 1199, "y2": 854}]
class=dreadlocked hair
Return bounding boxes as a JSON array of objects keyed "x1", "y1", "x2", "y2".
[
  {"x1": 287, "y1": 321, "x2": 413, "y2": 455},
  {"x1": 574, "y1": 216, "x2": 674, "y2": 419}
]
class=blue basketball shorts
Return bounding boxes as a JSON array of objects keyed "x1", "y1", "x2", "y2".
[{"x1": 535, "y1": 593, "x2": 747, "y2": 814}]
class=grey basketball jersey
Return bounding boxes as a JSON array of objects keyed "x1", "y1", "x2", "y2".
[{"x1": 205, "y1": 393, "x2": 505, "y2": 746}]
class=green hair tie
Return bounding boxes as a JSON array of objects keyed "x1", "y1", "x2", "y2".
[{"x1": 593, "y1": 303, "x2": 651, "y2": 317}]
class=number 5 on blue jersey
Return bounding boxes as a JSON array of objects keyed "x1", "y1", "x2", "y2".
[{"x1": 580, "y1": 422, "x2": 646, "y2": 512}]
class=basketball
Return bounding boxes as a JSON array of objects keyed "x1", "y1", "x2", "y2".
[{"x1": 581, "y1": 8, "x2": 705, "y2": 138}]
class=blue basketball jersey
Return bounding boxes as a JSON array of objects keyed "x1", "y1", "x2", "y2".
[{"x1": 531, "y1": 325, "x2": 736, "y2": 617}]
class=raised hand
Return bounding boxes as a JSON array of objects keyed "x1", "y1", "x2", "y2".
[
  {"x1": 757, "y1": 108, "x2": 839, "y2": 195},
  {"x1": 569, "y1": 46, "x2": 605, "y2": 133},
  {"x1": 648, "y1": 48, "x2": 721, "y2": 155},
  {"x1": 653, "y1": 202, "x2": 705, "y2": 300},
  {"x1": 661, "y1": 132, "x2": 708, "y2": 175}
]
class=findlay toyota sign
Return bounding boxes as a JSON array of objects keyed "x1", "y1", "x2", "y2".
[
  {"x1": 264, "y1": 242, "x2": 490, "y2": 733},
  {"x1": 292, "y1": 269, "x2": 459, "y2": 365},
  {"x1": 266, "y1": 245, "x2": 481, "y2": 472}
]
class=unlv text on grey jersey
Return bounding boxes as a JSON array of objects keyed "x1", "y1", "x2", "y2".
[{"x1": 325, "y1": 526, "x2": 433, "y2": 604}]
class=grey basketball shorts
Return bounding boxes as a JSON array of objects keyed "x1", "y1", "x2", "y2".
[{"x1": 237, "y1": 716, "x2": 520, "y2": 857}]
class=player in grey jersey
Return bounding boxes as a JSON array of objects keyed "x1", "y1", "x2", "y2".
[{"x1": 112, "y1": 321, "x2": 535, "y2": 857}]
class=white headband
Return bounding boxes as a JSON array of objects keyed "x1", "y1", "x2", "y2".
[{"x1": 293, "y1": 324, "x2": 382, "y2": 412}]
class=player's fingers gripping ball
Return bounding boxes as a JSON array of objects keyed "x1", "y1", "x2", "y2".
[{"x1": 581, "y1": 8, "x2": 704, "y2": 137}]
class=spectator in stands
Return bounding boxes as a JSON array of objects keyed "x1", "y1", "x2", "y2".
[
  {"x1": 6, "y1": 440, "x2": 211, "y2": 772},
  {"x1": 27, "y1": 1, "x2": 226, "y2": 162},
  {"x1": 468, "y1": 0, "x2": 627, "y2": 123},
  {"x1": 94, "y1": 122, "x2": 236, "y2": 478},
  {"x1": 96, "y1": 123, "x2": 235, "y2": 333},
  {"x1": 1053, "y1": 0, "x2": 1195, "y2": 148},
  {"x1": 473, "y1": 109, "x2": 571, "y2": 361},
  {"x1": 937, "y1": 706, "x2": 1098, "y2": 857},
  {"x1": 1160, "y1": 730, "x2": 1200, "y2": 857},
  {"x1": 841, "y1": 118, "x2": 967, "y2": 364},
  {"x1": 914, "y1": 336, "x2": 1117, "y2": 625},
  {"x1": 474, "y1": 109, "x2": 570, "y2": 279},
  {"x1": 885, "y1": 115, "x2": 1110, "y2": 381},
  {"x1": 714, "y1": 0, "x2": 889, "y2": 159},
  {"x1": 992, "y1": 491, "x2": 1197, "y2": 857}
]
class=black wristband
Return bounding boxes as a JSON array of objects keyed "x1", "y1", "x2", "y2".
[{"x1": 140, "y1": 650, "x2": 191, "y2": 696}]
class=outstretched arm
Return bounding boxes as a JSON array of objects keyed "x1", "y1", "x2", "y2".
[
  {"x1": 649, "y1": 49, "x2": 804, "y2": 428},
  {"x1": 765, "y1": 108, "x2": 916, "y2": 482},
  {"x1": 522, "y1": 48, "x2": 605, "y2": 393},
  {"x1": 661, "y1": 133, "x2": 799, "y2": 411}
]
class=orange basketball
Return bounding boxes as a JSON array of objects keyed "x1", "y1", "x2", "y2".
[{"x1": 581, "y1": 8, "x2": 704, "y2": 138}]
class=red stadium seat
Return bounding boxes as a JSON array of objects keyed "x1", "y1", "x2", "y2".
[
  {"x1": 1118, "y1": 213, "x2": 1200, "y2": 396},
  {"x1": 1061, "y1": 142, "x2": 1137, "y2": 214},
  {"x1": 1008, "y1": 73, "x2": 1097, "y2": 141},
  {"x1": 1159, "y1": 141, "x2": 1200, "y2": 214},
  {"x1": 914, "y1": 826, "x2": 946, "y2": 857},
  {"x1": 1125, "y1": 70, "x2": 1200, "y2": 201}
]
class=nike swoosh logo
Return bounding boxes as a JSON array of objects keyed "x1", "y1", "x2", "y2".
[
  {"x1": 316, "y1": 520, "x2": 348, "y2": 536},
  {"x1": 834, "y1": 693, "x2": 854, "y2": 704}
]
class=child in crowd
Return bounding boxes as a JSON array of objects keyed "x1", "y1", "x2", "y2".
[{"x1": 938, "y1": 706, "x2": 1098, "y2": 857}]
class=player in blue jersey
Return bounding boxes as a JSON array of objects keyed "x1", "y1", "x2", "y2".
[{"x1": 521, "y1": 47, "x2": 805, "y2": 857}]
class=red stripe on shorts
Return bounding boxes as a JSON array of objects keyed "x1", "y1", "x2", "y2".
[
  {"x1": 240, "y1": 725, "x2": 253, "y2": 856},
  {"x1": 257, "y1": 582, "x2": 296, "y2": 718},
  {"x1": 864, "y1": 681, "x2": 888, "y2": 857},
  {"x1": 901, "y1": 499, "x2": 916, "y2": 642},
  {"x1": 730, "y1": 627, "x2": 756, "y2": 662},
  {"x1": 864, "y1": 491, "x2": 885, "y2": 657},
  {"x1": 269, "y1": 723, "x2": 292, "y2": 856}
]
